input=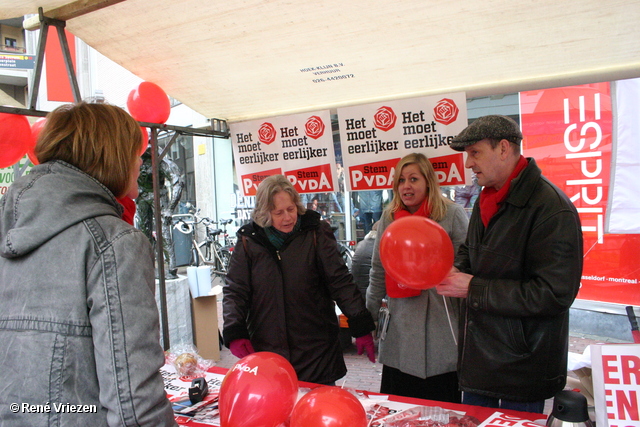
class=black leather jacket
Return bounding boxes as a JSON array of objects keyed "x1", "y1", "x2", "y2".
[
  {"x1": 223, "y1": 210, "x2": 374, "y2": 384},
  {"x1": 455, "y1": 158, "x2": 583, "y2": 402}
]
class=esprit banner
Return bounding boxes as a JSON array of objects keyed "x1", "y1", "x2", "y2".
[
  {"x1": 337, "y1": 93, "x2": 471, "y2": 191},
  {"x1": 229, "y1": 110, "x2": 337, "y2": 196},
  {"x1": 521, "y1": 83, "x2": 639, "y2": 306}
]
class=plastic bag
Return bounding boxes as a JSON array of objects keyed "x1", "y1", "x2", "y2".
[
  {"x1": 382, "y1": 406, "x2": 480, "y2": 427},
  {"x1": 165, "y1": 344, "x2": 215, "y2": 377}
]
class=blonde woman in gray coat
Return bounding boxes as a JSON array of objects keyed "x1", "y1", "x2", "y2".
[{"x1": 366, "y1": 153, "x2": 468, "y2": 402}]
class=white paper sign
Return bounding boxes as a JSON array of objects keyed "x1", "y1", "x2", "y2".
[
  {"x1": 229, "y1": 110, "x2": 337, "y2": 196},
  {"x1": 337, "y1": 92, "x2": 471, "y2": 191}
]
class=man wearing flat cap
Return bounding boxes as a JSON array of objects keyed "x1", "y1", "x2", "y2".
[{"x1": 437, "y1": 115, "x2": 583, "y2": 413}]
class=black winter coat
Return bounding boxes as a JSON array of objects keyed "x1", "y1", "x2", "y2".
[
  {"x1": 455, "y1": 158, "x2": 583, "y2": 402},
  {"x1": 223, "y1": 210, "x2": 375, "y2": 384}
]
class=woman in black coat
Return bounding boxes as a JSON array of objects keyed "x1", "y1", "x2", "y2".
[{"x1": 223, "y1": 175, "x2": 376, "y2": 385}]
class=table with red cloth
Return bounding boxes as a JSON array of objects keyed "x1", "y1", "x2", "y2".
[{"x1": 163, "y1": 365, "x2": 547, "y2": 427}]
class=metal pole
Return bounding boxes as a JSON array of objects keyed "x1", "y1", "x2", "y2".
[
  {"x1": 150, "y1": 128, "x2": 170, "y2": 350},
  {"x1": 53, "y1": 20, "x2": 82, "y2": 102},
  {"x1": 28, "y1": 8, "x2": 49, "y2": 110}
]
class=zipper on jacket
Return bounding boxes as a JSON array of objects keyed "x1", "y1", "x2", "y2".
[{"x1": 276, "y1": 250, "x2": 281, "y2": 261}]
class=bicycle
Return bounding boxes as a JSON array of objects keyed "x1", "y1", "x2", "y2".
[
  {"x1": 172, "y1": 213, "x2": 231, "y2": 276},
  {"x1": 336, "y1": 239, "x2": 356, "y2": 271}
]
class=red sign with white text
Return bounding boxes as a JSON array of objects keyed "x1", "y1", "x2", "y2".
[
  {"x1": 285, "y1": 163, "x2": 334, "y2": 194},
  {"x1": 430, "y1": 153, "x2": 466, "y2": 186},
  {"x1": 521, "y1": 83, "x2": 639, "y2": 305},
  {"x1": 240, "y1": 167, "x2": 282, "y2": 196},
  {"x1": 349, "y1": 158, "x2": 400, "y2": 190},
  {"x1": 591, "y1": 344, "x2": 640, "y2": 427}
]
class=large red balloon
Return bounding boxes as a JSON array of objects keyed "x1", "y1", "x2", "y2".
[
  {"x1": 219, "y1": 352, "x2": 298, "y2": 427},
  {"x1": 28, "y1": 117, "x2": 47, "y2": 165},
  {"x1": 379, "y1": 216, "x2": 454, "y2": 289},
  {"x1": 0, "y1": 113, "x2": 32, "y2": 168},
  {"x1": 289, "y1": 386, "x2": 367, "y2": 427},
  {"x1": 126, "y1": 81, "x2": 171, "y2": 123}
]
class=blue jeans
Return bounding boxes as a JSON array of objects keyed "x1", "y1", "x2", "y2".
[{"x1": 463, "y1": 392, "x2": 546, "y2": 414}]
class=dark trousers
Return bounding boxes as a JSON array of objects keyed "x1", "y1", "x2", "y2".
[{"x1": 380, "y1": 365, "x2": 461, "y2": 403}]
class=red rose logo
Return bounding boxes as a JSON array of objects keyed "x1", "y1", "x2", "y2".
[
  {"x1": 305, "y1": 116, "x2": 325, "y2": 140},
  {"x1": 258, "y1": 122, "x2": 277, "y2": 145},
  {"x1": 373, "y1": 106, "x2": 397, "y2": 132},
  {"x1": 433, "y1": 98, "x2": 459, "y2": 125}
]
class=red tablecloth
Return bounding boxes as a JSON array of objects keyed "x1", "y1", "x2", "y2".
[{"x1": 172, "y1": 366, "x2": 547, "y2": 427}]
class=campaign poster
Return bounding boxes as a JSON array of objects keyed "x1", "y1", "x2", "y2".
[
  {"x1": 591, "y1": 344, "x2": 640, "y2": 427},
  {"x1": 0, "y1": 158, "x2": 32, "y2": 200},
  {"x1": 229, "y1": 110, "x2": 337, "y2": 196},
  {"x1": 336, "y1": 92, "x2": 471, "y2": 191},
  {"x1": 521, "y1": 82, "x2": 639, "y2": 306}
]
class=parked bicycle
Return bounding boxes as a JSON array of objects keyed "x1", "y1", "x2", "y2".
[
  {"x1": 172, "y1": 212, "x2": 231, "y2": 276},
  {"x1": 337, "y1": 239, "x2": 356, "y2": 271}
]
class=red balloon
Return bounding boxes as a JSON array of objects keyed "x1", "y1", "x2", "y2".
[
  {"x1": 219, "y1": 352, "x2": 298, "y2": 427},
  {"x1": 379, "y1": 216, "x2": 454, "y2": 289},
  {"x1": 290, "y1": 386, "x2": 367, "y2": 427},
  {"x1": 0, "y1": 113, "x2": 32, "y2": 168},
  {"x1": 126, "y1": 81, "x2": 171, "y2": 123},
  {"x1": 139, "y1": 126, "x2": 149, "y2": 155},
  {"x1": 28, "y1": 117, "x2": 47, "y2": 165}
]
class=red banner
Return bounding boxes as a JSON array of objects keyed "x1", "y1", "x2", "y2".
[
  {"x1": 285, "y1": 163, "x2": 334, "y2": 193},
  {"x1": 521, "y1": 83, "x2": 639, "y2": 305},
  {"x1": 348, "y1": 157, "x2": 399, "y2": 191},
  {"x1": 240, "y1": 167, "x2": 282, "y2": 196}
]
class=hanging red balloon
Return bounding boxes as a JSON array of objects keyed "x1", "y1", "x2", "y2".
[
  {"x1": 126, "y1": 81, "x2": 171, "y2": 124},
  {"x1": 139, "y1": 126, "x2": 149, "y2": 155},
  {"x1": 219, "y1": 352, "x2": 298, "y2": 427},
  {"x1": 0, "y1": 112, "x2": 32, "y2": 168},
  {"x1": 379, "y1": 216, "x2": 454, "y2": 289},
  {"x1": 289, "y1": 386, "x2": 368, "y2": 427},
  {"x1": 28, "y1": 117, "x2": 47, "y2": 165}
]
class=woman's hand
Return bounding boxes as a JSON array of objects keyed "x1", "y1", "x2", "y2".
[
  {"x1": 355, "y1": 333, "x2": 376, "y2": 363},
  {"x1": 229, "y1": 339, "x2": 255, "y2": 358}
]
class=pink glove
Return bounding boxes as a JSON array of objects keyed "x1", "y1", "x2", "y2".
[
  {"x1": 229, "y1": 339, "x2": 255, "y2": 359},
  {"x1": 355, "y1": 333, "x2": 376, "y2": 363}
]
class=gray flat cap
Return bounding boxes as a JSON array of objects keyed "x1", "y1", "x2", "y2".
[{"x1": 450, "y1": 115, "x2": 523, "y2": 151}]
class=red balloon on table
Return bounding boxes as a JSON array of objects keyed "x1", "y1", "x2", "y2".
[
  {"x1": 0, "y1": 113, "x2": 32, "y2": 168},
  {"x1": 28, "y1": 117, "x2": 47, "y2": 165},
  {"x1": 289, "y1": 386, "x2": 367, "y2": 427},
  {"x1": 379, "y1": 215, "x2": 454, "y2": 289},
  {"x1": 126, "y1": 81, "x2": 171, "y2": 124},
  {"x1": 219, "y1": 352, "x2": 298, "y2": 427}
]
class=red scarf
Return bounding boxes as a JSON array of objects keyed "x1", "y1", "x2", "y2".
[
  {"x1": 479, "y1": 156, "x2": 528, "y2": 227},
  {"x1": 385, "y1": 199, "x2": 431, "y2": 298},
  {"x1": 117, "y1": 196, "x2": 137, "y2": 226}
]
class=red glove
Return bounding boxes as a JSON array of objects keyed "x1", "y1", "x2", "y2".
[
  {"x1": 355, "y1": 333, "x2": 376, "y2": 363},
  {"x1": 229, "y1": 339, "x2": 255, "y2": 359}
]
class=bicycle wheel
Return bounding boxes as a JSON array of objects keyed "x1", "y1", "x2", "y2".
[
  {"x1": 191, "y1": 246, "x2": 200, "y2": 266},
  {"x1": 340, "y1": 246, "x2": 353, "y2": 271},
  {"x1": 219, "y1": 249, "x2": 232, "y2": 272}
]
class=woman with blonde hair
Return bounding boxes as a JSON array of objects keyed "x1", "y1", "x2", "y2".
[
  {"x1": 223, "y1": 174, "x2": 376, "y2": 385},
  {"x1": 366, "y1": 152, "x2": 469, "y2": 402},
  {"x1": 0, "y1": 102, "x2": 176, "y2": 426}
]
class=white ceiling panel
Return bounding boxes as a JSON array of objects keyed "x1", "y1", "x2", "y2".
[{"x1": 4, "y1": 0, "x2": 640, "y2": 122}]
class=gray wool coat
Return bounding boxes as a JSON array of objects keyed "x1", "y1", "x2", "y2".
[{"x1": 366, "y1": 201, "x2": 468, "y2": 379}]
